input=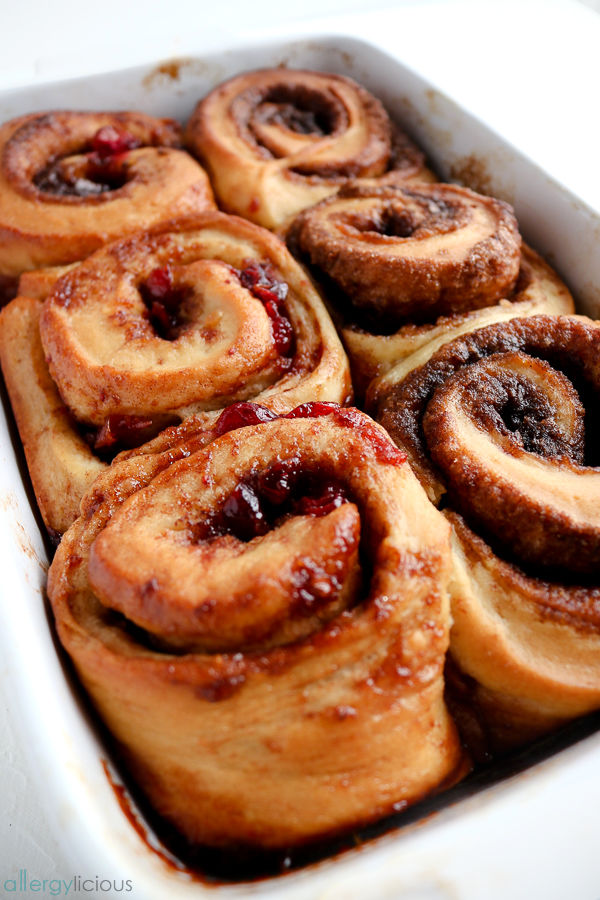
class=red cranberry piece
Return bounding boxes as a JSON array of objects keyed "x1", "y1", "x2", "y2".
[
  {"x1": 362, "y1": 428, "x2": 407, "y2": 465},
  {"x1": 285, "y1": 402, "x2": 341, "y2": 419},
  {"x1": 140, "y1": 267, "x2": 184, "y2": 340},
  {"x1": 251, "y1": 284, "x2": 277, "y2": 304},
  {"x1": 297, "y1": 482, "x2": 348, "y2": 517},
  {"x1": 252, "y1": 282, "x2": 289, "y2": 304},
  {"x1": 263, "y1": 299, "x2": 294, "y2": 355},
  {"x1": 257, "y1": 461, "x2": 297, "y2": 505},
  {"x1": 332, "y1": 407, "x2": 365, "y2": 428},
  {"x1": 93, "y1": 414, "x2": 153, "y2": 450},
  {"x1": 239, "y1": 262, "x2": 269, "y2": 290},
  {"x1": 238, "y1": 262, "x2": 293, "y2": 356},
  {"x1": 91, "y1": 125, "x2": 141, "y2": 158},
  {"x1": 222, "y1": 482, "x2": 268, "y2": 541},
  {"x1": 86, "y1": 153, "x2": 128, "y2": 189},
  {"x1": 239, "y1": 264, "x2": 259, "y2": 289},
  {"x1": 239, "y1": 261, "x2": 288, "y2": 301},
  {"x1": 148, "y1": 300, "x2": 177, "y2": 337},
  {"x1": 145, "y1": 266, "x2": 174, "y2": 300},
  {"x1": 214, "y1": 402, "x2": 278, "y2": 437}
]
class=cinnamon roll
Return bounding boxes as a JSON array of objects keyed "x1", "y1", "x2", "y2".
[
  {"x1": 373, "y1": 314, "x2": 600, "y2": 750},
  {"x1": 185, "y1": 69, "x2": 433, "y2": 231},
  {"x1": 0, "y1": 110, "x2": 215, "y2": 280},
  {"x1": 288, "y1": 183, "x2": 574, "y2": 396},
  {"x1": 48, "y1": 403, "x2": 467, "y2": 850},
  {"x1": 0, "y1": 212, "x2": 350, "y2": 535}
]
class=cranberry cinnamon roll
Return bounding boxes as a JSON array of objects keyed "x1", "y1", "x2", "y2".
[
  {"x1": 48, "y1": 403, "x2": 467, "y2": 850},
  {"x1": 0, "y1": 110, "x2": 215, "y2": 281},
  {"x1": 0, "y1": 212, "x2": 350, "y2": 535},
  {"x1": 288, "y1": 183, "x2": 574, "y2": 396},
  {"x1": 185, "y1": 69, "x2": 432, "y2": 231},
  {"x1": 373, "y1": 315, "x2": 600, "y2": 751}
]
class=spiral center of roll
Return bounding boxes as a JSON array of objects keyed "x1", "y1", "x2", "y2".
[
  {"x1": 249, "y1": 85, "x2": 344, "y2": 152},
  {"x1": 33, "y1": 126, "x2": 140, "y2": 197},
  {"x1": 254, "y1": 101, "x2": 331, "y2": 137},
  {"x1": 449, "y1": 352, "x2": 586, "y2": 462},
  {"x1": 342, "y1": 206, "x2": 417, "y2": 239},
  {"x1": 34, "y1": 155, "x2": 128, "y2": 197},
  {"x1": 88, "y1": 451, "x2": 362, "y2": 653},
  {"x1": 338, "y1": 195, "x2": 463, "y2": 243},
  {"x1": 193, "y1": 460, "x2": 351, "y2": 543},
  {"x1": 140, "y1": 265, "x2": 189, "y2": 340},
  {"x1": 423, "y1": 350, "x2": 600, "y2": 575},
  {"x1": 497, "y1": 376, "x2": 585, "y2": 461}
]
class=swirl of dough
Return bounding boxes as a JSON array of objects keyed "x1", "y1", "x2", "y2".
[
  {"x1": 0, "y1": 110, "x2": 215, "y2": 278},
  {"x1": 40, "y1": 210, "x2": 350, "y2": 427},
  {"x1": 374, "y1": 314, "x2": 600, "y2": 749},
  {"x1": 0, "y1": 212, "x2": 350, "y2": 535},
  {"x1": 47, "y1": 403, "x2": 467, "y2": 850},
  {"x1": 185, "y1": 68, "x2": 432, "y2": 230},
  {"x1": 288, "y1": 182, "x2": 522, "y2": 323}
]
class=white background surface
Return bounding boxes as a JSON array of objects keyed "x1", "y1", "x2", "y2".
[{"x1": 1, "y1": 0, "x2": 599, "y2": 893}]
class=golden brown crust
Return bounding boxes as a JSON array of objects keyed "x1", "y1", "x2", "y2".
[
  {"x1": 373, "y1": 314, "x2": 600, "y2": 749},
  {"x1": 47, "y1": 408, "x2": 467, "y2": 849},
  {"x1": 185, "y1": 69, "x2": 433, "y2": 230},
  {"x1": 288, "y1": 182, "x2": 522, "y2": 322},
  {"x1": 17, "y1": 262, "x2": 76, "y2": 300},
  {"x1": 0, "y1": 110, "x2": 215, "y2": 277}
]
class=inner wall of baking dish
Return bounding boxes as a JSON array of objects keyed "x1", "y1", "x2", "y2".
[{"x1": 2, "y1": 32, "x2": 600, "y2": 888}]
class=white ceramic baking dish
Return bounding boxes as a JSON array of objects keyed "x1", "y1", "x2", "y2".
[{"x1": 2, "y1": 28, "x2": 600, "y2": 900}]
